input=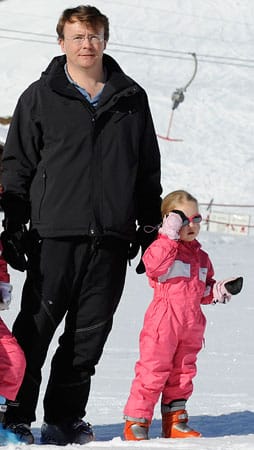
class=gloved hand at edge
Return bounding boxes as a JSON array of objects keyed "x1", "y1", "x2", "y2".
[
  {"x1": 159, "y1": 212, "x2": 184, "y2": 240},
  {"x1": 213, "y1": 276, "x2": 243, "y2": 303},
  {"x1": 129, "y1": 225, "x2": 159, "y2": 275},
  {"x1": 1, "y1": 221, "x2": 28, "y2": 272},
  {"x1": 0, "y1": 192, "x2": 31, "y2": 272},
  {"x1": 0, "y1": 282, "x2": 13, "y2": 310}
]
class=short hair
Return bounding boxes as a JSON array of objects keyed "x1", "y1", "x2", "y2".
[
  {"x1": 161, "y1": 190, "x2": 198, "y2": 217},
  {"x1": 56, "y1": 5, "x2": 109, "y2": 41}
]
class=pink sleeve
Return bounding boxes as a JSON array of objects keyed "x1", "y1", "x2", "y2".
[
  {"x1": 0, "y1": 242, "x2": 10, "y2": 283},
  {"x1": 201, "y1": 256, "x2": 216, "y2": 304},
  {"x1": 142, "y1": 235, "x2": 178, "y2": 279}
]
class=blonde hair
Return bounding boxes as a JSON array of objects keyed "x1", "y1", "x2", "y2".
[{"x1": 161, "y1": 190, "x2": 198, "y2": 217}]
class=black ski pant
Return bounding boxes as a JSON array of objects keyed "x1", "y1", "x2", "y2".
[{"x1": 5, "y1": 236, "x2": 129, "y2": 425}]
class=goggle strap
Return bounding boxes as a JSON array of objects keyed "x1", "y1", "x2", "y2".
[{"x1": 169, "y1": 210, "x2": 202, "y2": 225}]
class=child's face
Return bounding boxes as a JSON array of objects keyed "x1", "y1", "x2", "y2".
[{"x1": 176, "y1": 200, "x2": 201, "y2": 242}]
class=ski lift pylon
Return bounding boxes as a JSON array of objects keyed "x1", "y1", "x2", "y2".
[{"x1": 157, "y1": 52, "x2": 198, "y2": 142}]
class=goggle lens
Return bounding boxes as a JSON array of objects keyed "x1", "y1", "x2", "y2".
[
  {"x1": 190, "y1": 214, "x2": 202, "y2": 223},
  {"x1": 183, "y1": 214, "x2": 202, "y2": 226},
  {"x1": 170, "y1": 210, "x2": 202, "y2": 226}
]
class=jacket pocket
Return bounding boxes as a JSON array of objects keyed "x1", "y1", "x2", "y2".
[
  {"x1": 30, "y1": 168, "x2": 47, "y2": 221},
  {"x1": 110, "y1": 108, "x2": 137, "y2": 123},
  {"x1": 199, "y1": 267, "x2": 208, "y2": 283}
]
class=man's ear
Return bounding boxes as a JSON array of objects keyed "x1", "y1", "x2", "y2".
[{"x1": 59, "y1": 38, "x2": 65, "y2": 53}]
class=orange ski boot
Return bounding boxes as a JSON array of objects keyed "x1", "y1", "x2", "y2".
[
  {"x1": 161, "y1": 401, "x2": 201, "y2": 438},
  {"x1": 162, "y1": 409, "x2": 201, "y2": 438},
  {"x1": 123, "y1": 416, "x2": 150, "y2": 441}
]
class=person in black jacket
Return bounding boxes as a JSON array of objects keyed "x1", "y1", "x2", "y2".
[{"x1": 0, "y1": 5, "x2": 162, "y2": 445}]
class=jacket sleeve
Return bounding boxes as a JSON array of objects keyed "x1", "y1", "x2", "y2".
[
  {"x1": 1, "y1": 85, "x2": 42, "y2": 223},
  {"x1": 0, "y1": 242, "x2": 10, "y2": 283},
  {"x1": 135, "y1": 91, "x2": 162, "y2": 228},
  {"x1": 201, "y1": 256, "x2": 216, "y2": 305},
  {"x1": 142, "y1": 235, "x2": 179, "y2": 279}
]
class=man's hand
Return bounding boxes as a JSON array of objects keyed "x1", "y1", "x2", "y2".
[
  {"x1": 130, "y1": 226, "x2": 158, "y2": 274},
  {"x1": 1, "y1": 222, "x2": 28, "y2": 272}
]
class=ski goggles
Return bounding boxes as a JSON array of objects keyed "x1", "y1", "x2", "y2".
[{"x1": 171, "y1": 210, "x2": 202, "y2": 226}]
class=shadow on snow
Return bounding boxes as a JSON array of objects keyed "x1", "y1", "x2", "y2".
[
  {"x1": 94, "y1": 410, "x2": 254, "y2": 440},
  {"x1": 31, "y1": 411, "x2": 254, "y2": 443}
]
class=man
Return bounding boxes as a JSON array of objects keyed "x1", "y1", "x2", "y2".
[{"x1": 1, "y1": 5, "x2": 162, "y2": 445}]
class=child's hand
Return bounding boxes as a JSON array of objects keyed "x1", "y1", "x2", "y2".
[
  {"x1": 213, "y1": 277, "x2": 243, "y2": 303},
  {"x1": 159, "y1": 212, "x2": 183, "y2": 240},
  {"x1": 0, "y1": 282, "x2": 13, "y2": 310}
]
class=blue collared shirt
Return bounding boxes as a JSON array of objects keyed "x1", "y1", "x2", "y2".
[{"x1": 64, "y1": 64, "x2": 105, "y2": 108}]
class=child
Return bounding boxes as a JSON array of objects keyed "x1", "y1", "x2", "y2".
[
  {"x1": 123, "y1": 190, "x2": 242, "y2": 440},
  {"x1": 0, "y1": 241, "x2": 26, "y2": 439}
]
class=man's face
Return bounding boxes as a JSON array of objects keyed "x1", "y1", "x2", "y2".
[{"x1": 59, "y1": 20, "x2": 106, "y2": 70}]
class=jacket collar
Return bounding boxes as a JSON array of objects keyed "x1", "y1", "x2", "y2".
[
  {"x1": 41, "y1": 54, "x2": 141, "y2": 107},
  {"x1": 181, "y1": 239, "x2": 202, "y2": 252},
  {"x1": 158, "y1": 234, "x2": 201, "y2": 251}
]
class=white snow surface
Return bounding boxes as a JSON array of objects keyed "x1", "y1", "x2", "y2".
[{"x1": 0, "y1": 0, "x2": 254, "y2": 448}]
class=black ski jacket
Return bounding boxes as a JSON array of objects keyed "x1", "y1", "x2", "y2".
[{"x1": 2, "y1": 54, "x2": 162, "y2": 240}]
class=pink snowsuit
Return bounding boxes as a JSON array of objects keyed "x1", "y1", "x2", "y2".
[
  {"x1": 0, "y1": 243, "x2": 26, "y2": 401},
  {"x1": 124, "y1": 234, "x2": 215, "y2": 421}
]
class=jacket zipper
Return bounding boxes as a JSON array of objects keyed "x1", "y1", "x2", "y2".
[{"x1": 38, "y1": 170, "x2": 47, "y2": 220}]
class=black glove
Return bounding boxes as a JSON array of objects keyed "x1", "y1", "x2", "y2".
[
  {"x1": 224, "y1": 277, "x2": 243, "y2": 295},
  {"x1": 1, "y1": 221, "x2": 28, "y2": 272},
  {"x1": 129, "y1": 226, "x2": 158, "y2": 275},
  {"x1": 128, "y1": 241, "x2": 140, "y2": 261}
]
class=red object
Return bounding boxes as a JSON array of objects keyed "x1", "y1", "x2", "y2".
[
  {"x1": 0, "y1": 242, "x2": 26, "y2": 400},
  {"x1": 157, "y1": 134, "x2": 183, "y2": 142}
]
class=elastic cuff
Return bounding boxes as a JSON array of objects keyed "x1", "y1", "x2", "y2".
[
  {"x1": 124, "y1": 415, "x2": 149, "y2": 423},
  {"x1": 161, "y1": 399, "x2": 186, "y2": 413}
]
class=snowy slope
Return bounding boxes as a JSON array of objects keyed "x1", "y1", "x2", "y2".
[
  {"x1": 4, "y1": 230, "x2": 254, "y2": 450},
  {"x1": 0, "y1": 0, "x2": 254, "y2": 448}
]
